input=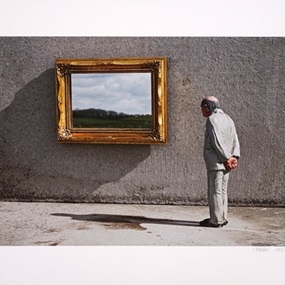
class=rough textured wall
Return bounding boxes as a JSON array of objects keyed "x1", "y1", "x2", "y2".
[{"x1": 0, "y1": 37, "x2": 284, "y2": 206}]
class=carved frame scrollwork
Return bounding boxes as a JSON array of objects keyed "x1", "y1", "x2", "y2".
[{"x1": 55, "y1": 57, "x2": 168, "y2": 144}]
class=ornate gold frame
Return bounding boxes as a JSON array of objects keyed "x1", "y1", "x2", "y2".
[{"x1": 55, "y1": 58, "x2": 168, "y2": 144}]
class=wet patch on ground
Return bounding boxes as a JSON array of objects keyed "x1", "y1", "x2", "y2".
[
  {"x1": 33, "y1": 240, "x2": 60, "y2": 246},
  {"x1": 102, "y1": 222, "x2": 146, "y2": 231},
  {"x1": 76, "y1": 225, "x2": 91, "y2": 230},
  {"x1": 251, "y1": 242, "x2": 281, "y2": 246},
  {"x1": 229, "y1": 207, "x2": 285, "y2": 231},
  {"x1": 43, "y1": 228, "x2": 61, "y2": 233}
]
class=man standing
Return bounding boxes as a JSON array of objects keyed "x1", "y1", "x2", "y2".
[{"x1": 200, "y1": 96, "x2": 240, "y2": 228}]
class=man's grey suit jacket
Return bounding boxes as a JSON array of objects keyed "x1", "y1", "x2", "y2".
[{"x1": 204, "y1": 109, "x2": 240, "y2": 171}]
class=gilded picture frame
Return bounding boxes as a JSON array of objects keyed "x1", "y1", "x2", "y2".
[{"x1": 55, "y1": 58, "x2": 168, "y2": 144}]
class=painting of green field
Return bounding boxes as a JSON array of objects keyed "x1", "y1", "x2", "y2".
[{"x1": 73, "y1": 115, "x2": 152, "y2": 128}]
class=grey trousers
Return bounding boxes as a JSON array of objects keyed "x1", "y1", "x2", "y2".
[{"x1": 207, "y1": 170, "x2": 230, "y2": 225}]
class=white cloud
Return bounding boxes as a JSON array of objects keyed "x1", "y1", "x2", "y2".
[{"x1": 71, "y1": 73, "x2": 152, "y2": 114}]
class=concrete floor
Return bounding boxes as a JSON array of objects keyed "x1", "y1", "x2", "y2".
[
  {"x1": 0, "y1": 201, "x2": 285, "y2": 246},
  {"x1": 1, "y1": 201, "x2": 285, "y2": 285}
]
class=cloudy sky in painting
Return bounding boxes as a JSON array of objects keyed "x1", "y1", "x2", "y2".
[{"x1": 71, "y1": 73, "x2": 152, "y2": 115}]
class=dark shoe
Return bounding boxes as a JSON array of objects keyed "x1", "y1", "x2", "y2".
[
  {"x1": 208, "y1": 222, "x2": 223, "y2": 228},
  {"x1": 222, "y1": 220, "x2": 228, "y2": 226},
  {"x1": 199, "y1": 218, "x2": 224, "y2": 228},
  {"x1": 199, "y1": 218, "x2": 210, "y2": 227}
]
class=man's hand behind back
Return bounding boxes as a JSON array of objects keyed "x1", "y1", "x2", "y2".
[{"x1": 224, "y1": 157, "x2": 238, "y2": 171}]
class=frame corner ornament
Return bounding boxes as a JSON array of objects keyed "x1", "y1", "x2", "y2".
[
  {"x1": 55, "y1": 62, "x2": 69, "y2": 77},
  {"x1": 57, "y1": 126, "x2": 72, "y2": 141},
  {"x1": 147, "y1": 129, "x2": 161, "y2": 141}
]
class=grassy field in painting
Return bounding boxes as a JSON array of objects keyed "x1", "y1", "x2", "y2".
[{"x1": 73, "y1": 115, "x2": 152, "y2": 128}]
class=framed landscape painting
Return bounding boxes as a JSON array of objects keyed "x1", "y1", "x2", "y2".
[{"x1": 55, "y1": 57, "x2": 168, "y2": 144}]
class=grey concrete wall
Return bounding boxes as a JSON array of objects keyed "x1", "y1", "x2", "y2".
[{"x1": 0, "y1": 37, "x2": 284, "y2": 206}]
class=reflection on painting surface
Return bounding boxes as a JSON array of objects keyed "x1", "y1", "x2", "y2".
[{"x1": 71, "y1": 73, "x2": 152, "y2": 128}]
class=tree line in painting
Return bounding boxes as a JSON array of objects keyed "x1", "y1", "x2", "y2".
[{"x1": 72, "y1": 108, "x2": 152, "y2": 128}]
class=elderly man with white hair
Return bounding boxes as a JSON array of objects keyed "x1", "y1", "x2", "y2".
[{"x1": 200, "y1": 96, "x2": 240, "y2": 228}]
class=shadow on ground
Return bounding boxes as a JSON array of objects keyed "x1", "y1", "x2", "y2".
[{"x1": 51, "y1": 213, "x2": 201, "y2": 230}]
